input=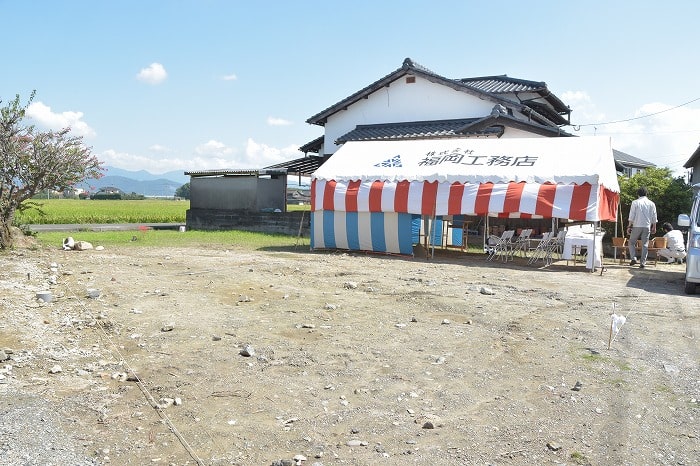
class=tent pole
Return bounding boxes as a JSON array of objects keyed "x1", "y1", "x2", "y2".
[
  {"x1": 614, "y1": 204, "x2": 622, "y2": 261},
  {"x1": 429, "y1": 212, "x2": 436, "y2": 259},
  {"x1": 422, "y1": 216, "x2": 429, "y2": 259},
  {"x1": 484, "y1": 215, "x2": 489, "y2": 253},
  {"x1": 591, "y1": 221, "x2": 598, "y2": 273}
]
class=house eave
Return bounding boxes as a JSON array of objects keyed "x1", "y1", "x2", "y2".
[
  {"x1": 684, "y1": 143, "x2": 700, "y2": 168},
  {"x1": 306, "y1": 58, "x2": 535, "y2": 127},
  {"x1": 457, "y1": 114, "x2": 573, "y2": 138}
]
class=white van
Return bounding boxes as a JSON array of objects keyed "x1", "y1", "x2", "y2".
[{"x1": 677, "y1": 183, "x2": 700, "y2": 294}]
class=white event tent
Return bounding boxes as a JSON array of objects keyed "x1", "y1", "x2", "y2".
[{"x1": 310, "y1": 136, "x2": 620, "y2": 255}]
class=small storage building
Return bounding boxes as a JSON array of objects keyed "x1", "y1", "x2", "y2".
[
  {"x1": 186, "y1": 169, "x2": 288, "y2": 212},
  {"x1": 185, "y1": 168, "x2": 310, "y2": 236}
]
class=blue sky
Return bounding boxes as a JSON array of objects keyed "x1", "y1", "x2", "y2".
[{"x1": 2, "y1": 0, "x2": 698, "y2": 178}]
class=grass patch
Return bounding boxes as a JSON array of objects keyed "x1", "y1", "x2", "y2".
[
  {"x1": 580, "y1": 352, "x2": 605, "y2": 363},
  {"x1": 613, "y1": 360, "x2": 632, "y2": 371},
  {"x1": 16, "y1": 198, "x2": 311, "y2": 225},
  {"x1": 36, "y1": 229, "x2": 309, "y2": 250},
  {"x1": 16, "y1": 199, "x2": 190, "y2": 224},
  {"x1": 576, "y1": 349, "x2": 633, "y2": 379},
  {"x1": 606, "y1": 377, "x2": 627, "y2": 386},
  {"x1": 653, "y1": 384, "x2": 673, "y2": 394},
  {"x1": 570, "y1": 451, "x2": 589, "y2": 465}
]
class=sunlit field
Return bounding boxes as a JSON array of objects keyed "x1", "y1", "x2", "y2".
[
  {"x1": 16, "y1": 198, "x2": 312, "y2": 249},
  {"x1": 16, "y1": 199, "x2": 310, "y2": 225},
  {"x1": 16, "y1": 199, "x2": 190, "y2": 224},
  {"x1": 34, "y1": 229, "x2": 309, "y2": 250}
]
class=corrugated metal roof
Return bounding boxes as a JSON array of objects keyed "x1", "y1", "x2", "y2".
[
  {"x1": 264, "y1": 156, "x2": 326, "y2": 175},
  {"x1": 185, "y1": 168, "x2": 287, "y2": 177}
]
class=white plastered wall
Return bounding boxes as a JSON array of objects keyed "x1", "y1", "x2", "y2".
[{"x1": 321, "y1": 76, "x2": 496, "y2": 156}]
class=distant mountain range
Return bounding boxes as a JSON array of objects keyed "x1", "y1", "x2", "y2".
[
  {"x1": 76, "y1": 166, "x2": 309, "y2": 197},
  {"x1": 76, "y1": 167, "x2": 189, "y2": 197}
]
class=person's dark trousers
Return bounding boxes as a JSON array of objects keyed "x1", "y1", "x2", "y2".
[{"x1": 628, "y1": 226, "x2": 650, "y2": 265}]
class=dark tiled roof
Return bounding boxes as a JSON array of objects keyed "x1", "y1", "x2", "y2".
[
  {"x1": 264, "y1": 155, "x2": 326, "y2": 176},
  {"x1": 613, "y1": 149, "x2": 656, "y2": 168},
  {"x1": 336, "y1": 119, "x2": 502, "y2": 143},
  {"x1": 683, "y1": 143, "x2": 700, "y2": 168},
  {"x1": 521, "y1": 100, "x2": 569, "y2": 126},
  {"x1": 461, "y1": 75, "x2": 570, "y2": 121},
  {"x1": 299, "y1": 136, "x2": 323, "y2": 154},
  {"x1": 457, "y1": 114, "x2": 573, "y2": 137},
  {"x1": 307, "y1": 58, "x2": 531, "y2": 127},
  {"x1": 306, "y1": 58, "x2": 570, "y2": 128},
  {"x1": 459, "y1": 75, "x2": 547, "y2": 94},
  {"x1": 336, "y1": 116, "x2": 573, "y2": 144}
]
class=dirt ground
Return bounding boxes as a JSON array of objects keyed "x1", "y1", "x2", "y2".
[{"x1": 0, "y1": 239, "x2": 698, "y2": 466}]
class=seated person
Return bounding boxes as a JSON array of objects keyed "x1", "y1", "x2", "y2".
[{"x1": 657, "y1": 222, "x2": 687, "y2": 263}]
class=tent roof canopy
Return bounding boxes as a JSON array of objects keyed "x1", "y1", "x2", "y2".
[{"x1": 312, "y1": 137, "x2": 620, "y2": 193}]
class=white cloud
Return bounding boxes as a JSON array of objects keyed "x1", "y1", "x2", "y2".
[
  {"x1": 243, "y1": 138, "x2": 298, "y2": 167},
  {"x1": 561, "y1": 91, "x2": 606, "y2": 128},
  {"x1": 26, "y1": 101, "x2": 96, "y2": 137},
  {"x1": 195, "y1": 139, "x2": 236, "y2": 157},
  {"x1": 99, "y1": 139, "x2": 301, "y2": 174},
  {"x1": 100, "y1": 148, "x2": 233, "y2": 174},
  {"x1": 267, "y1": 116, "x2": 292, "y2": 126},
  {"x1": 562, "y1": 91, "x2": 700, "y2": 177},
  {"x1": 100, "y1": 149, "x2": 166, "y2": 173},
  {"x1": 149, "y1": 144, "x2": 171, "y2": 153},
  {"x1": 222, "y1": 73, "x2": 237, "y2": 81},
  {"x1": 137, "y1": 63, "x2": 168, "y2": 85}
]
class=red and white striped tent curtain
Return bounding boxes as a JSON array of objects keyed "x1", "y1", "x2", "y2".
[
  {"x1": 310, "y1": 137, "x2": 620, "y2": 253},
  {"x1": 311, "y1": 178, "x2": 618, "y2": 221}
]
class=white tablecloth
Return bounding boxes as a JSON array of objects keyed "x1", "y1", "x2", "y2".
[{"x1": 563, "y1": 234, "x2": 604, "y2": 269}]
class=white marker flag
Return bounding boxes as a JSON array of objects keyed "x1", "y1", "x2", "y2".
[
  {"x1": 608, "y1": 309, "x2": 627, "y2": 349},
  {"x1": 611, "y1": 313, "x2": 626, "y2": 335}
]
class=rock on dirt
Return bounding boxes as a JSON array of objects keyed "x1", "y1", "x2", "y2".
[{"x1": 0, "y1": 243, "x2": 698, "y2": 465}]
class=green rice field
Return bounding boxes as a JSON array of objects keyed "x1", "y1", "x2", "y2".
[
  {"x1": 34, "y1": 228, "x2": 308, "y2": 250},
  {"x1": 16, "y1": 199, "x2": 189, "y2": 224},
  {"x1": 15, "y1": 199, "x2": 309, "y2": 225},
  {"x1": 16, "y1": 198, "x2": 311, "y2": 249}
]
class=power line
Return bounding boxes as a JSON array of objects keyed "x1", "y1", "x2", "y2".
[
  {"x1": 569, "y1": 97, "x2": 700, "y2": 129},
  {"x1": 576, "y1": 128, "x2": 700, "y2": 136}
]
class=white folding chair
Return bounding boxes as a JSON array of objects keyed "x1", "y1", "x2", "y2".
[
  {"x1": 527, "y1": 231, "x2": 554, "y2": 265},
  {"x1": 512, "y1": 228, "x2": 533, "y2": 258},
  {"x1": 545, "y1": 229, "x2": 567, "y2": 265},
  {"x1": 486, "y1": 230, "x2": 515, "y2": 262}
]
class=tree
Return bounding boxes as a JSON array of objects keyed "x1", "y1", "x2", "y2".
[
  {"x1": 175, "y1": 182, "x2": 190, "y2": 200},
  {"x1": 0, "y1": 93, "x2": 103, "y2": 249},
  {"x1": 617, "y1": 167, "x2": 692, "y2": 228}
]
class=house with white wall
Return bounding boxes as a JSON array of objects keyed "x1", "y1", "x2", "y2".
[
  {"x1": 269, "y1": 57, "x2": 652, "y2": 177},
  {"x1": 683, "y1": 143, "x2": 700, "y2": 184}
]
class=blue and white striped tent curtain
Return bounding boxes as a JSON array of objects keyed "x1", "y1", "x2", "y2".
[
  {"x1": 310, "y1": 212, "x2": 468, "y2": 255},
  {"x1": 311, "y1": 211, "x2": 416, "y2": 255}
]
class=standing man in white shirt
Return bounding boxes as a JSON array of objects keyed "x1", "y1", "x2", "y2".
[
  {"x1": 657, "y1": 222, "x2": 687, "y2": 264},
  {"x1": 627, "y1": 186, "x2": 658, "y2": 269}
]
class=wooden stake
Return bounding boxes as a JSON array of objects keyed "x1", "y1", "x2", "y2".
[{"x1": 608, "y1": 303, "x2": 618, "y2": 350}]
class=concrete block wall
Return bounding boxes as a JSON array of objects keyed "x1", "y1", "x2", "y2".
[{"x1": 186, "y1": 209, "x2": 310, "y2": 237}]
